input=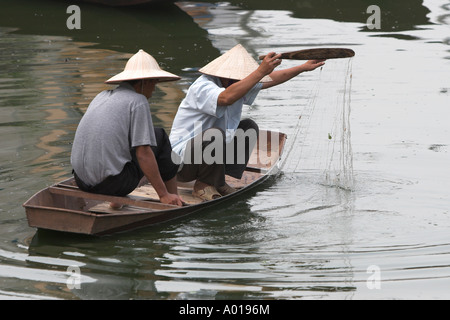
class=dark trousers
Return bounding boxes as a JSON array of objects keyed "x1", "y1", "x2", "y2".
[
  {"x1": 177, "y1": 119, "x2": 259, "y2": 188},
  {"x1": 73, "y1": 128, "x2": 178, "y2": 197}
]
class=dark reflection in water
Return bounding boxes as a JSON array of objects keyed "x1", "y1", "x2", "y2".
[
  {"x1": 0, "y1": 0, "x2": 219, "y2": 72},
  {"x1": 196, "y1": 0, "x2": 432, "y2": 32}
]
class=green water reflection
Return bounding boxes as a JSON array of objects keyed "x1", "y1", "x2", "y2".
[{"x1": 0, "y1": 0, "x2": 218, "y2": 71}]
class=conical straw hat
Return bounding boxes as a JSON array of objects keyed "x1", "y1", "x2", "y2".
[
  {"x1": 199, "y1": 44, "x2": 272, "y2": 82},
  {"x1": 105, "y1": 49, "x2": 180, "y2": 84}
]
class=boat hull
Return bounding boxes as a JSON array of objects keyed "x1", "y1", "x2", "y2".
[{"x1": 25, "y1": 175, "x2": 272, "y2": 236}]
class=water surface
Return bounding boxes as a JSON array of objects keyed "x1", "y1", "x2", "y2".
[{"x1": 0, "y1": 0, "x2": 449, "y2": 299}]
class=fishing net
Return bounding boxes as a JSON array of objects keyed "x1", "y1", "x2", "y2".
[{"x1": 281, "y1": 58, "x2": 355, "y2": 190}]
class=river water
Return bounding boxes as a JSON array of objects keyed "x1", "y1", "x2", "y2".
[{"x1": 0, "y1": 0, "x2": 449, "y2": 300}]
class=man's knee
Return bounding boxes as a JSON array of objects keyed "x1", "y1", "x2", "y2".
[
  {"x1": 154, "y1": 127, "x2": 170, "y2": 147},
  {"x1": 239, "y1": 118, "x2": 259, "y2": 134}
]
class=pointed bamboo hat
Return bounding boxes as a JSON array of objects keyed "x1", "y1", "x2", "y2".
[
  {"x1": 105, "y1": 49, "x2": 180, "y2": 84},
  {"x1": 199, "y1": 44, "x2": 272, "y2": 82}
]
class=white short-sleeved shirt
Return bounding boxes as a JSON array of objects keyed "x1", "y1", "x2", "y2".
[
  {"x1": 169, "y1": 75, "x2": 262, "y2": 159},
  {"x1": 71, "y1": 82, "x2": 157, "y2": 186}
]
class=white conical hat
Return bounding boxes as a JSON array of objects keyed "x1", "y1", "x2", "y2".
[
  {"x1": 105, "y1": 49, "x2": 180, "y2": 84},
  {"x1": 199, "y1": 44, "x2": 272, "y2": 82}
]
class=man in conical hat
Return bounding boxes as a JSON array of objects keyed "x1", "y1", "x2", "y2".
[
  {"x1": 71, "y1": 49, "x2": 183, "y2": 207},
  {"x1": 169, "y1": 44, "x2": 324, "y2": 201}
]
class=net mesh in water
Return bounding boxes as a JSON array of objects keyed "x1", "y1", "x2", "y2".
[{"x1": 281, "y1": 58, "x2": 354, "y2": 191}]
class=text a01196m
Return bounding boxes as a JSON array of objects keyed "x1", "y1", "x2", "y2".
[{"x1": 179, "y1": 304, "x2": 270, "y2": 317}]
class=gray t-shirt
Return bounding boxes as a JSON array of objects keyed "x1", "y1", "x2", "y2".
[{"x1": 71, "y1": 82, "x2": 157, "y2": 186}]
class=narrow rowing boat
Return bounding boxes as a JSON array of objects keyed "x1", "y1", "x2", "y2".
[{"x1": 23, "y1": 130, "x2": 287, "y2": 236}]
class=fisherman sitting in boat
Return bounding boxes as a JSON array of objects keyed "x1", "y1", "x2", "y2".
[
  {"x1": 71, "y1": 49, "x2": 183, "y2": 207},
  {"x1": 169, "y1": 44, "x2": 325, "y2": 201}
]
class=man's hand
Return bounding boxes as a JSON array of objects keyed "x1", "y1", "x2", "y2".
[
  {"x1": 160, "y1": 193, "x2": 184, "y2": 206},
  {"x1": 301, "y1": 59, "x2": 326, "y2": 72},
  {"x1": 258, "y1": 52, "x2": 282, "y2": 76},
  {"x1": 136, "y1": 145, "x2": 183, "y2": 207}
]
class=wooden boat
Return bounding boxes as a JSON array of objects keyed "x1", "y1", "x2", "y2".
[{"x1": 23, "y1": 130, "x2": 287, "y2": 236}]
